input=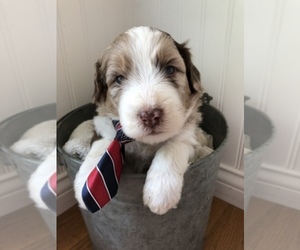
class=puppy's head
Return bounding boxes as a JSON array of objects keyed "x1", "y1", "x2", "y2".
[{"x1": 93, "y1": 26, "x2": 203, "y2": 144}]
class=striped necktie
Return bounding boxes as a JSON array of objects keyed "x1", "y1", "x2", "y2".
[
  {"x1": 40, "y1": 172, "x2": 57, "y2": 212},
  {"x1": 82, "y1": 121, "x2": 133, "y2": 213}
]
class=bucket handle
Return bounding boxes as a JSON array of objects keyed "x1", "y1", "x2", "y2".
[{"x1": 201, "y1": 92, "x2": 213, "y2": 105}]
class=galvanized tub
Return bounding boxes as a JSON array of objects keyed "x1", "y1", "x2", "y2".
[
  {"x1": 57, "y1": 101, "x2": 227, "y2": 250},
  {"x1": 244, "y1": 105, "x2": 275, "y2": 209},
  {"x1": 0, "y1": 104, "x2": 56, "y2": 238}
]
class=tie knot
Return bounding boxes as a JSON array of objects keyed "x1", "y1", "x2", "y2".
[{"x1": 112, "y1": 120, "x2": 134, "y2": 144}]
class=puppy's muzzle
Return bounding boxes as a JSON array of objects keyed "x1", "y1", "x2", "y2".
[{"x1": 139, "y1": 108, "x2": 163, "y2": 128}]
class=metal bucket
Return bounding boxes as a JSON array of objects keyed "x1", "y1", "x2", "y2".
[
  {"x1": 244, "y1": 105, "x2": 275, "y2": 209},
  {"x1": 57, "y1": 102, "x2": 227, "y2": 250},
  {"x1": 0, "y1": 104, "x2": 56, "y2": 238}
]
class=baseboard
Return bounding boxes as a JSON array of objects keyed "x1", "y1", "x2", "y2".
[
  {"x1": 252, "y1": 164, "x2": 300, "y2": 210},
  {"x1": 0, "y1": 170, "x2": 77, "y2": 217},
  {"x1": 0, "y1": 172, "x2": 33, "y2": 217},
  {"x1": 214, "y1": 164, "x2": 244, "y2": 210}
]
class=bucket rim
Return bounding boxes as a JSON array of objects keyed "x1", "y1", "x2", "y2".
[
  {"x1": 0, "y1": 103, "x2": 56, "y2": 165},
  {"x1": 244, "y1": 105, "x2": 275, "y2": 158},
  {"x1": 57, "y1": 103, "x2": 228, "y2": 177}
]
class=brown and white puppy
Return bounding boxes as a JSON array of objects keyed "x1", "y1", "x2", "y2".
[{"x1": 74, "y1": 26, "x2": 204, "y2": 215}]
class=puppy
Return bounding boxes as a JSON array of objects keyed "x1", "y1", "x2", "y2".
[{"x1": 74, "y1": 26, "x2": 205, "y2": 215}]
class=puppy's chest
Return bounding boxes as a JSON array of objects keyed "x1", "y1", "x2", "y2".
[
  {"x1": 125, "y1": 141, "x2": 161, "y2": 159},
  {"x1": 122, "y1": 141, "x2": 161, "y2": 174}
]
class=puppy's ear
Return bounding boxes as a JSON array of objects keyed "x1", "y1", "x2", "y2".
[
  {"x1": 92, "y1": 60, "x2": 107, "y2": 103},
  {"x1": 174, "y1": 41, "x2": 203, "y2": 95}
]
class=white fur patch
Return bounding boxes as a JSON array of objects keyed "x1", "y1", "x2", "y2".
[
  {"x1": 93, "y1": 116, "x2": 116, "y2": 140},
  {"x1": 10, "y1": 120, "x2": 56, "y2": 160},
  {"x1": 28, "y1": 149, "x2": 56, "y2": 211},
  {"x1": 143, "y1": 123, "x2": 199, "y2": 214},
  {"x1": 63, "y1": 120, "x2": 95, "y2": 159},
  {"x1": 119, "y1": 80, "x2": 186, "y2": 144}
]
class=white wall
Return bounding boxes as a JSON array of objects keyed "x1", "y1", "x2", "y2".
[
  {"x1": 0, "y1": 0, "x2": 56, "y2": 121},
  {"x1": 57, "y1": 0, "x2": 244, "y2": 208},
  {"x1": 245, "y1": 0, "x2": 300, "y2": 209},
  {"x1": 0, "y1": 0, "x2": 56, "y2": 216}
]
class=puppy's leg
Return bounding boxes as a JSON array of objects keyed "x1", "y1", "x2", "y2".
[
  {"x1": 28, "y1": 149, "x2": 56, "y2": 210},
  {"x1": 143, "y1": 125, "x2": 198, "y2": 215},
  {"x1": 74, "y1": 138, "x2": 112, "y2": 209}
]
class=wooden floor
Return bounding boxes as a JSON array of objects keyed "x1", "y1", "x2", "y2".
[
  {"x1": 0, "y1": 205, "x2": 55, "y2": 250},
  {"x1": 204, "y1": 197, "x2": 244, "y2": 249},
  {"x1": 57, "y1": 197, "x2": 244, "y2": 250},
  {"x1": 245, "y1": 197, "x2": 300, "y2": 250},
  {"x1": 3, "y1": 197, "x2": 299, "y2": 249}
]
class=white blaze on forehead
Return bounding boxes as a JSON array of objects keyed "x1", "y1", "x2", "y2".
[
  {"x1": 126, "y1": 27, "x2": 162, "y2": 76},
  {"x1": 116, "y1": 27, "x2": 190, "y2": 144}
]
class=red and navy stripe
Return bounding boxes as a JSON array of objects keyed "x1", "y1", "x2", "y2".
[
  {"x1": 82, "y1": 120, "x2": 133, "y2": 213},
  {"x1": 82, "y1": 140, "x2": 124, "y2": 212},
  {"x1": 40, "y1": 172, "x2": 56, "y2": 212}
]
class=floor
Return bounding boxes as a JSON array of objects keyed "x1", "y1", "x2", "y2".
[
  {"x1": 57, "y1": 197, "x2": 244, "y2": 250},
  {"x1": 2, "y1": 195, "x2": 299, "y2": 249},
  {"x1": 245, "y1": 197, "x2": 300, "y2": 250},
  {"x1": 0, "y1": 205, "x2": 55, "y2": 250},
  {"x1": 203, "y1": 197, "x2": 244, "y2": 249}
]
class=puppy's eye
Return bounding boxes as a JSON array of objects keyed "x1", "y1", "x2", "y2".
[
  {"x1": 115, "y1": 75, "x2": 124, "y2": 84},
  {"x1": 165, "y1": 66, "x2": 175, "y2": 75}
]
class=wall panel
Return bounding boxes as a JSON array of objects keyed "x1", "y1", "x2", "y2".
[{"x1": 245, "y1": 0, "x2": 300, "y2": 208}]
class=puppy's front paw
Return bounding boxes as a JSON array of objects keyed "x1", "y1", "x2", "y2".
[{"x1": 143, "y1": 170, "x2": 183, "y2": 215}]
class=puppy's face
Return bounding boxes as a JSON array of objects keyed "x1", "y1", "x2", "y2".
[{"x1": 94, "y1": 26, "x2": 203, "y2": 144}]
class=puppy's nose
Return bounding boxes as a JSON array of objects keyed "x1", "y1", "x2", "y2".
[{"x1": 139, "y1": 108, "x2": 163, "y2": 128}]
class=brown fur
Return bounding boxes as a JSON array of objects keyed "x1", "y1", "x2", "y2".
[{"x1": 93, "y1": 27, "x2": 203, "y2": 123}]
